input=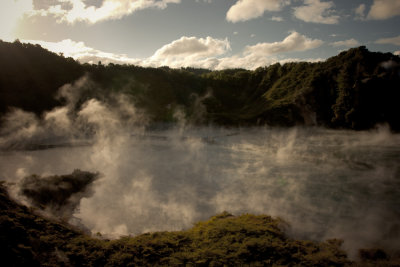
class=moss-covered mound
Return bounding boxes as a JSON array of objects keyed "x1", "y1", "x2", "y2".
[
  {"x1": 1, "y1": 183, "x2": 399, "y2": 266},
  {"x1": 19, "y1": 170, "x2": 99, "y2": 218}
]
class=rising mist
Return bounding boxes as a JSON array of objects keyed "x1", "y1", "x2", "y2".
[{"x1": 1, "y1": 76, "x2": 400, "y2": 258}]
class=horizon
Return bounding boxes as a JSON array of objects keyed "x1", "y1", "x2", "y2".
[{"x1": 1, "y1": 0, "x2": 400, "y2": 70}]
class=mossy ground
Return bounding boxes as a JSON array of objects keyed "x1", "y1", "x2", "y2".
[{"x1": 1, "y1": 183, "x2": 399, "y2": 266}]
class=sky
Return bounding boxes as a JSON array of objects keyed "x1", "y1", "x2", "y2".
[{"x1": 1, "y1": 0, "x2": 400, "y2": 70}]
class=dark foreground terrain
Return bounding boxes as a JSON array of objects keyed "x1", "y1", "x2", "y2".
[{"x1": 1, "y1": 182, "x2": 399, "y2": 266}]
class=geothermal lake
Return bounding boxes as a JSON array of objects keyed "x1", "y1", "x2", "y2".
[{"x1": 1, "y1": 126, "x2": 400, "y2": 253}]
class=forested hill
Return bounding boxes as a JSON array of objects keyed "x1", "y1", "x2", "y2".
[{"x1": 1, "y1": 40, "x2": 399, "y2": 130}]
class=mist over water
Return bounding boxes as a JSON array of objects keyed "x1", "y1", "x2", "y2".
[{"x1": 1, "y1": 78, "x2": 400, "y2": 256}]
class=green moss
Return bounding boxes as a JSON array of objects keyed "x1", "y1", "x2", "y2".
[{"x1": 2, "y1": 183, "x2": 400, "y2": 266}]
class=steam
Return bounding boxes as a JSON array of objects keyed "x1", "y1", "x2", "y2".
[{"x1": 0, "y1": 77, "x2": 400, "y2": 257}]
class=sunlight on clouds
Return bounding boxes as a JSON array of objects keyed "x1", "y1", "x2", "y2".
[
  {"x1": 33, "y1": 0, "x2": 181, "y2": 24},
  {"x1": 22, "y1": 39, "x2": 140, "y2": 65},
  {"x1": 148, "y1": 36, "x2": 231, "y2": 68},
  {"x1": 149, "y1": 33, "x2": 323, "y2": 69},
  {"x1": 226, "y1": 0, "x2": 290, "y2": 23},
  {"x1": 367, "y1": 0, "x2": 400, "y2": 20},
  {"x1": 0, "y1": 0, "x2": 33, "y2": 41},
  {"x1": 24, "y1": 33, "x2": 323, "y2": 70},
  {"x1": 293, "y1": 0, "x2": 339, "y2": 24},
  {"x1": 244, "y1": 31, "x2": 323, "y2": 56},
  {"x1": 152, "y1": 36, "x2": 230, "y2": 58}
]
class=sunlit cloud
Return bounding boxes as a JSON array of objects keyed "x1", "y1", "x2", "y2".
[
  {"x1": 22, "y1": 39, "x2": 141, "y2": 65},
  {"x1": 147, "y1": 36, "x2": 231, "y2": 68},
  {"x1": 25, "y1": 33, "x2": 323, "y2": 70},
  {"x1": 293, "y1": 0, "x2": 340, "y2": 24},
  {"x1": 330, "y1": 38, "x2": 360, "y2": 48},
  {"x1": 367, "y1": 0, "x2": 400, "y2": 20},
  {"x1": 226, "y1": 0, "x2": 290, "y2": 23},
  {"x1": 151, "y1": 36, "x2": 230, "y2": 59},
  {"x1": 244, "y1": 31, "x2": 323, "y2": 56},
  {"x1": 375, "y1": 35, "x2": 400, "y2": 46},
  {"x1": 0, "y1": 0, "x2": 34, "y2": 41},
  {"x1": 33, "y1": 0, "x2": 181, "y2": 24}
]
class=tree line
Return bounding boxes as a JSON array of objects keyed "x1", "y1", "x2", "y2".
[{"x1": 1, "y1": 39, "x2": 399, "y2": 130}]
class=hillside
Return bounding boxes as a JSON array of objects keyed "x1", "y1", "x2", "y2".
[{"x1": 1, "y1": 40, "x2": 399, "y2": 130}]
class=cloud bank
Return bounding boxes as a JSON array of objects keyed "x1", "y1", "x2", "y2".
[
  {"x1": 226, "y1": 0, "x2": 290, "y2": 23},
  {"x1": 24, "y1": 32, "x2": 323, "y2": 70}
]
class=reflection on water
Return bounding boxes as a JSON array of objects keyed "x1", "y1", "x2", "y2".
[{"x1": 1, "y1": 126, "x2": 400, "y2": 254}]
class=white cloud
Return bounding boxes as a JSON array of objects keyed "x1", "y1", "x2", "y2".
[
  {"x1": 226, "y1": 0, "x2": 290, "y2": 23},
  {"x1": 375, "y1": 35, "x2": 400, "y2": 46},
  {"x1": 293, "y1": 0, "x2": 340, "y2": 24},
  {"x1": 330, "y1": 38, "x2": 360, "y2": 47},
  {"x1": 152, "y1": 36, "x2": 231, "y2": 61},
  {"x1": 24, "y1": 34, "x2": 323, "y2": 70},
  {"x1": 244, "y1": 31, "x2": 323, "y2": 56},
  {"x1": 354, "y1": 4, "x2": 366, "y2": 20},
  {"x1": 394, "y1": 51, "x2": 400, "y2": 56},
  {"x1": 22, "y1": 39, "x2": 141, "y2": 65},
  {"x1": 33, "y1": 0, "x2": 181, "y2": 24},
  {"x1": 0, "y1": 0, "x2": 34, "y2": 41},
  {"x1": 367, "y1": 0, "x2": 400, "y2": 20}
]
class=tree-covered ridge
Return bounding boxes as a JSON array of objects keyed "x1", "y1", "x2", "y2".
[
  {"x1": 0, "y1": 40, "x2": 84, "y2": 116},
  {"x1": 1, "y1": 40, "x2": 399, "y2": 130}
]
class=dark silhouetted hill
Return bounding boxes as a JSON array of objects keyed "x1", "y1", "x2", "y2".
[{"x1": 1, "y1": 40, "x2": 399, "y2": 130}]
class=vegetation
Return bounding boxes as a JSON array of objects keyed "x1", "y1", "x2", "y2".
[
  {"x1": 1, "y1": 40, "x2": 399, "y2": 130},
  {"x1": 2, "y1": 182, "x2": 400, "y2": 266},
  {"x1": 19, "y1": 170, "x2": 99, "y2": 218}
]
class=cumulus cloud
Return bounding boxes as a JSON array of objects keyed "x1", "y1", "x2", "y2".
[
  {"x1": 226, "y1": 0, "x2": 290, "y2": 23},
  {"x1": 148, "y1": 36, "x2": 231, "y2": 68},
  {"x1": 330, "y1": 38, "x2": 360, "y2": 48},
  {"x1": 375, "y1": 35, "x2": 400, "y2": 46},
  {"x1": 244, "y1": 31, "x2": 323, "y2": 56},
  {"x1": 151, "y1": 36, "x2": 230, "y2": 59},
  {"x1": 33, "y1": 0, "x2": 181, "y2": 24},
  {"x1": 367, "y1": 0, "x2": 400, "y2": 20},
  {"x1": 25, "y1": 33, "x2": 323, "y2": 70},
  {"x1": 293, "y1": 0, "x2": 340, "y2": 24}
]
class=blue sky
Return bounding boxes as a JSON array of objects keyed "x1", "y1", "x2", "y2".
[{"x1": 1, "y1": 0, "x2": 400, "y2": 69}]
